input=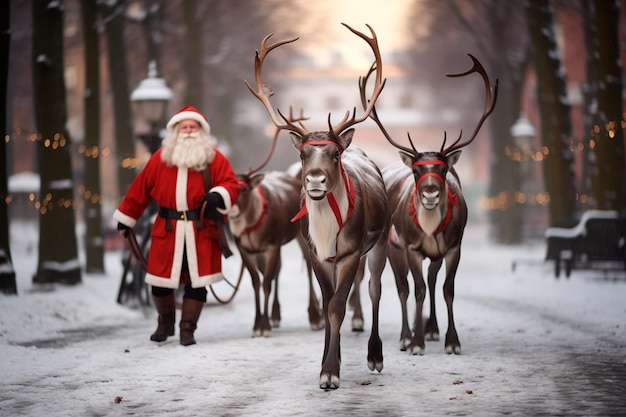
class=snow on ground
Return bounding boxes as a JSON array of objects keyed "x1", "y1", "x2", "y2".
[{"x1": 1, "y1": 219, "x2": 625, "y2": 416}]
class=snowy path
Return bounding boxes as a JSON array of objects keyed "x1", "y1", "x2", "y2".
[{"x1": 1, "y1": 222, "x2": 625, "y2": 416}]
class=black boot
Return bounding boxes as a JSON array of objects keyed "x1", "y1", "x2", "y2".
[
  {"x1": 180, "y1": 298, "x2": 204, "y2": 346},
  {"x1": 150, "y1": 293, "x2": 176, "y2": 342}
]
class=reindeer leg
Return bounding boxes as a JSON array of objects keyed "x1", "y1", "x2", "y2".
[
  {"x1": 268, "y1": 248, "x2": 282, "y2": 329},
  {"x1": 240, "y1": 250, "x2": 263, "y2": 337},
  {"x1": 443, "y1": 248, "x2": 461, "y2": 354},
  {"x1": 389, "y1": 242, "x2": 411, "y2": 351},
  {"x1": 319, "y1": 255, "x2": 357, "y2": 390},
  {"x1": 425, "y1": 259, "x2": 443, "y2": 341},
  {"x1": 367, "y1": 244, "x2": 386, "y2": 372},
  {"x1": 257, "y1": 249, "x2": 279, "y2": 336},
  {"x1": 349, "y1": 258, "x2": 366, "y2": 332},
  {"x1": 299, "y1": 235, "x2": 323, "y2": 330},
  {"x1": 314, "y1": 262, "x2": 336, "y2": 389},
  {"x1": 408, "y1": 255, "x2": 427, "y2": 355}
]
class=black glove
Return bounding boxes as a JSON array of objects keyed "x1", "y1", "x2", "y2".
[
  {"x1": 201, "y1": 192, "x2": 225, "y2": 221},
  {"x1": 117, "y1": 222, "x2": 130, "y2": 238}
]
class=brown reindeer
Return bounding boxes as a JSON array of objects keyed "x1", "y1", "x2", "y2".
[
  {"x1": 228, "y1": 115, "x2": 323, "y2": 337},
  {"x1": 364, "y1": 55, "x2": 498, "y2": 355},
  {"x1": 245, "y1": 24, "x2": 389, "y2": 389}
]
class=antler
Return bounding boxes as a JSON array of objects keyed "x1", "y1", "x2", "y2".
[
  {"x1": 359, "y1": 62, "x2": 417, "y2": 156},
  {"x1": 244, "y1": 107, "x2": 309, "y2": 177},
  {"x1": 441, "y1": 54, "x2": 499, "y2": 155},
  {"x1": 244, "y1": 34, "x2": 310, "y2": 138},
  {"x1": 330, "y1": 23, "x2": 387, "y2": 136}
]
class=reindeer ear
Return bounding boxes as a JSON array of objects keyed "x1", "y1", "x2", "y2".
[
  {"x1": 399, "y1": 151, "x2": 414, "y2": 168},
  {"x1": 290, "y1": 132, "x2": 304, "y2": 150},
  {"x1": 446, "y1": 149, "x2": 462, "y2": 167},
  {"x1": 338, "y1": 128, "x2": 354, "y2": 150},
  {"x1": 249, "y1": 173, "x2": 265, "y2": 188}
]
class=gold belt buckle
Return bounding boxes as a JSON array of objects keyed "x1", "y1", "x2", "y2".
[{"x1": 180, "y1": 211, "x2": 187, "y2": 221}]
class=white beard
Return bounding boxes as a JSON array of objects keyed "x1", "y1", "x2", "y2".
[{"x1": 161, "y1": 131, "x2": 216, "y2": 171}]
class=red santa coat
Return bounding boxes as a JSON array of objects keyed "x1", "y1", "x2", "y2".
[{"x1": 113, "y1": 148, "x2": 240, "y2": 289}]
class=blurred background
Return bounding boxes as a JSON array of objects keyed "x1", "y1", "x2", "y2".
[{"x1": 2, "y1": 0, "x2": 625, "y2": 287}]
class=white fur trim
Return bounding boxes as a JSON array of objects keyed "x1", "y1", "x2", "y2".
[
  {"x1": 113, "y1": 209, "x2": 137, "y2": 228},
  {"x1": 210, "y1": 185, "x2": 233, "y2": 213},
  {"x1": 167, "y1": 111, "x2": 211, "y2": 134}
]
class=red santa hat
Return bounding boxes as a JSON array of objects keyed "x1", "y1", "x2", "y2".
[{"x1": 166, "y1": 105, "x2": 211, "y2": 134}]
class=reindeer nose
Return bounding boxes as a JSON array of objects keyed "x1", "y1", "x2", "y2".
[
  {"x1": 306, "y1": 174, "x2": 326, "y2": 186},
  {"x1": 423, "y1": 190, "x2": 440, "y2": 200}
]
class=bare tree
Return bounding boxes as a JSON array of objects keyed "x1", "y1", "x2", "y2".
[
  {"x1": 0, "y1": 0, "x2": 17, "y2": 294},
  {"x1": 525, "y1": 0, "x2": 577, "y2": 226},
  {"x1": 81, "y1": 0, "x2": 104, "y2": 273},
  {"x1": 32, "y1": 0, "x2": 81, "y2": 285},
  {"x1": 586, "y1": 0, "x2": 626, "y2": 212},
  {"x1": 97, "y1": 0, "x2": 136, "y2": 199},
  {"x1": 406, "y1": 0, "x2": 529, "y2": 243}
]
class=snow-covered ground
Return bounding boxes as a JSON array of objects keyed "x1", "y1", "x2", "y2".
[{"x1": 1, "y1": 219, "x2": 625, "y2": 416}]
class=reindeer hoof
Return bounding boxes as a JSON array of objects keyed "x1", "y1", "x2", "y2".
[
  {"x1": 351, "y1": 317, "x2": 364, "y2": 332},
  {"x1": 399, "y1": 338, "x2": 411, "y2": 351},
  {"x1": 408, "y1": 345, "x2": 425, "y2": 356},
  {"x1": 310, "y1": 320, "x2": 325, "y2": 331},
  {"x1": 367, "y1": 359, "x2": 383, "y2": 373},
  {"x1": 319, "y1": 373, "x2": 340, "y2": 390},
  {"x1": 445, "y1": 345, "x2": 461, "y2": 355},
  {"x1": 425, "y1": 331, "x2": 440, "y2": 341},
  {"x1": 252, "y1": 329, "x2": 262, "y2": 338},
  {"x1": 271, "y1": 320, "x2": 280, "y2": 328}
]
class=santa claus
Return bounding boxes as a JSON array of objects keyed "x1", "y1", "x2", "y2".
[{"x1": 114, "y1": 105, "x2": 240, "y2": 346}]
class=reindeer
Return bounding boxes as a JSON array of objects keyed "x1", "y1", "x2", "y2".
[
  {"x1": 364, "y1": 54, "x2": 498, "y2": 355},
  {"x1": 245, "y1": 24, "x2": 389, "y2": 389},
  {"x1": 228, "y1": 115, "x2": 324, "y2": 337}
]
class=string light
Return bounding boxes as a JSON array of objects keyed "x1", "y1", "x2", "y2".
[{"x1": 5, "y1": 128, "x2": 129, "y2": 216}]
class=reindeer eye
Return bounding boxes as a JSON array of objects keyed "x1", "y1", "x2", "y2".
[
  {"x1": 299, "y1": 152, "x2": 303, "y2": 160},
  {"x1": 334, "y1": 150, "x2": 340, "y2": 160}
]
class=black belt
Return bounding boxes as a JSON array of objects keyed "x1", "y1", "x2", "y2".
[{"x1": 158, "y1": 207, "x2": 203, "y2": 231}]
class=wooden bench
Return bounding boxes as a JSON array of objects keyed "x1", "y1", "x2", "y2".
[{"x1": 545, "y1": 210, "x2": 626, "y2": 278}]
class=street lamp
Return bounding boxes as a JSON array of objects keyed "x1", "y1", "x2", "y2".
[
  {"x1": 130, "y1": 60, "x2": 173, "y2": 154},
  {"x1": 510, "y1": 115, "x2": 539, "y2": 238},
  {"x1": 511, "y1": 116, "x2": 536, "y2": 155}
]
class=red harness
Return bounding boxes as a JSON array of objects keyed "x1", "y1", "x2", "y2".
[
  {"x1": 242, "y1": 186, "x2": 268, "y2": 235},
  {"x1": 290, "y1": 141, "x2": 355, "y2": 230},
  {"x1": 409, "y1": 187, "x2": 458, "y2": 235},
  {"x1": 407, "y1": 159, "x2": 458, "y2": 235}
]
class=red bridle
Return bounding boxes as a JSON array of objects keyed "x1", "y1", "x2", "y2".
[
  {"x1": 413, "y1": 159, "x2": 447, "y2": 188},
  {"x1": 291, "y1": 140, "x2": 355, "y2": 229}
]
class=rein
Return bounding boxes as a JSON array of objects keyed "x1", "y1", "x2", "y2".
[{"x1": 126, "y1": 228, "x2": 148, "y2": 271}]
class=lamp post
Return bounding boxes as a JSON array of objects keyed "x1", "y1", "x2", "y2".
[
  {"x1": 130, "y1": 60, "x2": 173, "y2": 154},
  {"x1": 510, "y1": 116, "x2": 538, "y2": 238},
  {"x1": 119, "y1": 61, "x2": 172, "y2": 306}
]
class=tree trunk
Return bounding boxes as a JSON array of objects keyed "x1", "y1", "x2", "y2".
[
  {"x1": 99, "y1": 1, "x2": 136, "y2": 200},
  {"x1": 80, "y1": 0, "x2": 104, "y2": 273},
  {"x1": 588, "y1": 0, "x2": 626, "y2": 212},
  {"x1": 0, "y1": 0, "x2": 17, "y2": 294},
  {"x1": 183, "y1": 0, "x2": 203, "y2": 110},
  {"x1": 525, "y1": 0, "x2": 577, "y2": 226},
  {"x1": 32, "y1": 0, "x2": 81, "y2": 285}
]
